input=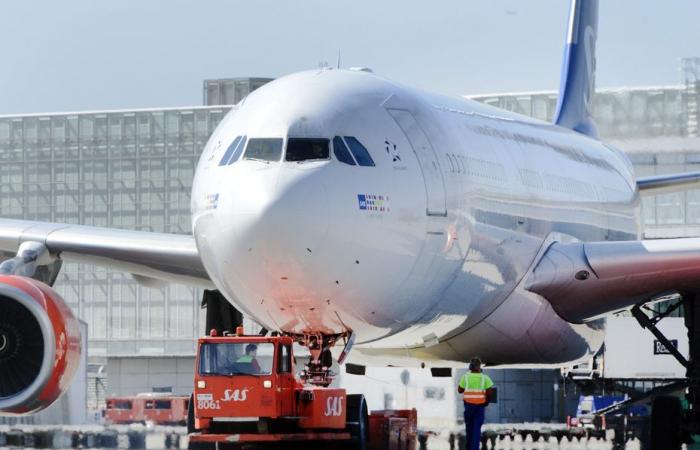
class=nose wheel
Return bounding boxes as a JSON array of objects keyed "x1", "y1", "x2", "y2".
[{"x1": 295, "y1": 332, "x2": 353, "y2": 387}]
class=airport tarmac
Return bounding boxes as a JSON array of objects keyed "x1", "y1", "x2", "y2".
[
  {"x1": 428, "y1": 436, "x2": 627, "y2": 450},
  {"x1": 10, "y1": 423, "x2": 700, "y2": 450},
  {"x1": 426, "y1": 437, "x2": 700, "y2": 450},
  {"x1": 6, "y1": 436, "x2": 700, "y2": 450}
]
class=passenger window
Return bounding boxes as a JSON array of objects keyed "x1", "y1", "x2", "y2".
[
  {"x1": 344, "y1": 137, "x2": 375, "y2": 167},
  {"x1": 333, "y1": 136, "x2": 356, "y2": 165},
  {"x1": 456, "y1": 155, "x2": 465, "y2": 174},
  {"x1": 286, "y1": 138, "x2": 330, "y2": 162},
  {"x1": 446, "y1": 154, "x2": 455, "y2": 173},
  {"x1": 218, "y1": 136, "x2": 241, "y2": 166},
  {"x1": 228, "y1": 136, "x2": 247, "y2": 164},
  {"x1": 244, "y1": 138, "x2": 283, "y2": 162}
]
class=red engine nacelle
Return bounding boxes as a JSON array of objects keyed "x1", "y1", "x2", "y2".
[{"x1": 0, "y1": 275, "x2": 81, "y2": 414}]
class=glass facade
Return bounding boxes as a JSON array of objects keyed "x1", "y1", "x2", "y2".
[
  {"x1": 0, "y1": 106, "x2": 231, "y2": 356},
  {"x1": 470, "y1": 86, "x2": 686, "y2": 140},
  {"x1": 203, "y1": 77, "x2": 274, "y2": 106}
]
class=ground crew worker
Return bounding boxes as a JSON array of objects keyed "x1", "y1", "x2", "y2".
[
  {"x1": 236, "y1": 343, "x2": 261, "y2": 374},
  {"x1": 457, "y1": 357, "x2": 495, "y2": 450}
]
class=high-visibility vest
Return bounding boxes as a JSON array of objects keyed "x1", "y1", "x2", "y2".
[
  {"x1": 462, "y1": 373, "x2": 488, "y2": 405},
  {"x1": 236, "y1": 355, "x2": 253, "y2": 363}
]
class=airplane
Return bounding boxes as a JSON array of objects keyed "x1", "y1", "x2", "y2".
[{"x1": 0, "y1": 0, "x2": 698, "y2": 446}]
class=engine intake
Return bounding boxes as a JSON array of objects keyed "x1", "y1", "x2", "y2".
[{"x1": 0, "y1": 275, "x2": 81, "y2": 414}]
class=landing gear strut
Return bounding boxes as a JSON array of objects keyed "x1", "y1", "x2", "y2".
[
  {"x1": 631, "y1": 294, "x2": 700, "y2": 449},
  {"x1": 297, "y1": 333, "x2": 339, "y2": 387}
]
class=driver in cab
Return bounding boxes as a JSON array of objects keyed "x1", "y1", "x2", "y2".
[{"x1": 236, "y1": 343, "x2": 261, "y2": 374}]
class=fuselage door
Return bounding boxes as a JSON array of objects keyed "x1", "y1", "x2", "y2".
[{"x1": 387, "y1": 108, "x2": 447, "y2": 217}]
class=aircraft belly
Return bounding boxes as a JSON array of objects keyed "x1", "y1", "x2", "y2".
[{"x1": 352, "y1": 289, "x2": 604, "y2": 367}]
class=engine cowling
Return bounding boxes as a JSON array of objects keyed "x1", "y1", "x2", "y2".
[{"x1": 0, "y1": 275, "x2": 81, "y2": 414}]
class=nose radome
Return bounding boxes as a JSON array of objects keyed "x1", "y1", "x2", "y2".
[
  {"x1": 225, "y1": 166, "x2": 330, "y2": 274},
  {"x1": 259, "y1": 167, "x2": 330, "y2": 267},
  {"x1": 226, "y1": 166, "x2": 281, "y2": 215}
]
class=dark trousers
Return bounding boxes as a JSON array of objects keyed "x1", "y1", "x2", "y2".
[{"x1": 463, "y1": 403, "x2": 485, "y2": 450}]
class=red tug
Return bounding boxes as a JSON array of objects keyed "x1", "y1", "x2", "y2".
[{"x1": 187, "y1": 327, "x2": 416, "y2": 449}]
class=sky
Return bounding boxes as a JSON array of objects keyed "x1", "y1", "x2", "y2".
[{"x1": 0, "y1": 1, "x2": 698, "y2": 114}]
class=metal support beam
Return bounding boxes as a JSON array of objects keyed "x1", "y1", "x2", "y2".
[
  {"x1": 683, "y1": 294, "x2": 700, "y2": 434},
  {"x1": 632, "y1": 303, "x2": 689, "y2": 368},
  {"x1": 595, "y1": 380, "x2": 687, "y2": 417}
]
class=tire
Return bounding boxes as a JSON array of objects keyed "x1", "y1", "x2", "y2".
[
  {"x1": 186, "y1": 394, "x2": 215, "y2": 450},
  {"x1": 650, "y1": 395, "x2": 682, "y2": 450},
  {"x1": 187, "y1": 393, "x2": 196, "y2": 435},
  {"x1": 345, "y1": 394, "x2": 369, "y2": 450}
]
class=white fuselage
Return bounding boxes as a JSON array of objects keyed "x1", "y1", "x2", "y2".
[{"x1": 191, "y1": 69, "x2": 639, "y2": 367}]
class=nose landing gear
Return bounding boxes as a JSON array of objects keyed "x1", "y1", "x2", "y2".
[{"x1": 296, "y1": 331, "x2": 354, "y2": 387}]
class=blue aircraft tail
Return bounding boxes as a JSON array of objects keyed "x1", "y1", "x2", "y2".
[{"x1": 553, "y1": 0, "x2": 599, "y2": 138}]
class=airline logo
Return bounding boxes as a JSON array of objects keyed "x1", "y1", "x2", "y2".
[
  {"x1": 205, "y1": 193, "x2": 219, "y2": 210},
  {"x1": 357, "y1": 194, "x2": 390, "y2": 212},
  {"x1": 582, "y1": 24, "x2": 596, "y2": 115},
  {"x1": 222, "y1": 388, "x2": 249, "y2": 402},
  {"x1": 324, "y1": 396, "x2": 344, "y2": 417}
]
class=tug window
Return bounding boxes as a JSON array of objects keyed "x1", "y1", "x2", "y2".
[
  {"x1": 333, "y1": 136, "x2": 356, "y2": 165},
  {"x1": 244, "y1": 138, "x2": 283, "y2": 162},
  {"x1": 344, "y1": 136, "x2": 375, "y2": 167},
  {"x1": 110, "y1": 400, "x2": 132, "y2": 410},
  {"x1": 286, "y1": 138, "x2": 330, "y2": 162},
  {"x1": 146, "y1": 400, "x2": 171, "y2": 409},
  {"x1": 199, "y1": 342, "x2": 274, "y2": 376}
]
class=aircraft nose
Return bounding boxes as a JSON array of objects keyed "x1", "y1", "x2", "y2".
[
  {"x1": 260, "y1": 167, "x2": 330, "y2": 263},
  {"x1": 224, "y1": 165, "x2": 330, "y2": 282}
]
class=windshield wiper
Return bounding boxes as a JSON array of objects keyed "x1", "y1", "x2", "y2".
[{"x1": 244, "y1": 157, "x2": 270, "y2": 164}]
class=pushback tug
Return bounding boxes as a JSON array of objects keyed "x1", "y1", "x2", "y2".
[{"x1": 187, "y1": 327, "x2": 417, "y2": 449}]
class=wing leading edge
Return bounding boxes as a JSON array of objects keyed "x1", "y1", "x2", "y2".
[
  {"x1": 637, "y1": 171, "x2": 700, "y2": 195},
  {"x1": 0, "y1": 218, "x2": 213, "y2": 289}
]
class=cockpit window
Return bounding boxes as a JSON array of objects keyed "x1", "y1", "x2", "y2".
[
  {"x1": 286, "y1": 138, "x2": 330, "y2": 162},
  {"x1": 219, "y1": 136, "x2": 241, "y2": 166},
  {"x1": 229, "y1": 136, "x2": 247, "y2": 163},
  {"x1": 344, "y1": 137, "x2": 375, "y2": 167},
  {"x1": 332, "y1": 137, "x2": 356, "y2": 166},
  {"x1": 244, "y1": 138, "x2": 283, "y2": 162}
]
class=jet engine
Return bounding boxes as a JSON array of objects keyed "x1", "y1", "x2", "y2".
[{"x1": 0, "y1": 275, "x2": 81, "y2": 414}]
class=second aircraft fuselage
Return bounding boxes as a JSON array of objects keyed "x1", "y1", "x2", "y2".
[{"x1": 191, "y1": 69, "x2": 640, "y2": 367}]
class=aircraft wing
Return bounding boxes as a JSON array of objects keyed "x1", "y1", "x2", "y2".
[
  {"x1": 0, "y1": 218, "x2": 214, "y2": 288},
  {"x1": 525, "y1": 238, "x2": 700, "y2": 323},
  {"x1": 637, "y1": 171, "x2": 700, "y2": 195}
]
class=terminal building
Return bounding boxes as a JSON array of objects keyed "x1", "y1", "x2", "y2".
[{"x1": 0, "y1": 58, "x2": 699, "y2": 423}]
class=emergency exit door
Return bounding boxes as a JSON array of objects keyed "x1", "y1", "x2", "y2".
[{"x1": 387, "y1": 109, "x2": 447, "y2": 216}]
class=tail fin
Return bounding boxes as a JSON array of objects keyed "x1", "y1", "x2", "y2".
[{"x1": 553, "y1": 0, "x2": 599, "y2": 138}]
